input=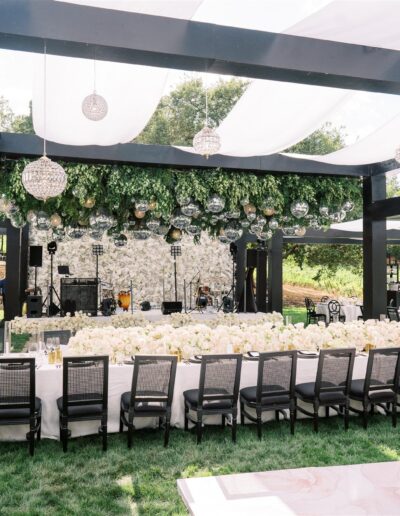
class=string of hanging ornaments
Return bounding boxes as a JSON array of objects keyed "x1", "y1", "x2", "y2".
[
  {"x1": 22, "y1": 43, "x2": 67, "y2": 201},
  {"x1": 192, "y1": 86, "x2": 221, "y2": 158},
  {"x1": 82, "y1": 54, "x2": 108, "y2": 121}
]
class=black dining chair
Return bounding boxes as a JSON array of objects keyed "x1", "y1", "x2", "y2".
[
  {"x1": 320, "y1": 296, "x2": 329, "y2": 303},
  {"x1": 387, "y1": 306, "x2": 400, "y2": 322},
  {"x1": 358, "y1": 305, "x2": 364, "y2": 321},
  {"x1": 296, "y1": 348, "x2": 355, "y2": 432},
  {"x1": 183, "y1": 354, "x2": 242, "y2": 444},
  {"x1": 305, "y1": 298, "x2": 326, "y2": 325},
  {"x1": 0, "y1": 358, "x2": 41, "y2": 456},
  {"x1": 240, "y1": 351, "x2": 297, "y2": 439},
  {"x1": 328, "y1": 300, "x2": 345, "y2": 323},
  {"x1": 120, "y1": 355, "x2": 177, "y2": 448},
  {"x1": 348, "y1": 348, "x2": 400, "y2": 429},
  {"x1": 57, "y1": 356, "x2": 109, "y2": 452}
]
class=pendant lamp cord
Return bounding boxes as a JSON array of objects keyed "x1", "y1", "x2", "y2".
[
  {"x1": 43, "y1": 41, "x2": 47, "y2": 157},
  {"x1": 205, "y1": 86, "x2": 208, "y2": 127}
]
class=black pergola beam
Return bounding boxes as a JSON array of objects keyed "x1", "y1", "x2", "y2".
[
  {"x1": 367, "y1": 196, "x2": 400, "y2": 220},
  {"x1": 2, "y1": 1, "x2": 400, "y2": 94},
  {"x1": 0, "y1": 133, "x2": 367, "y2": 177}
]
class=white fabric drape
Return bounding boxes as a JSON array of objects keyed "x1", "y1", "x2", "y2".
[{"x1": 331, "y1": 219, "x2": 400, "y2": 232}]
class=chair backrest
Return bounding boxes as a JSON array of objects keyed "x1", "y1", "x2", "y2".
[
  {"x1": 198, "y1": 354, "x2": 242, "y2": 406},
  {"x1": 328, "y1": 300, "x2": 341, "y2": 316},
  {"x1": 129, "y1": 355, "x2": 177, "y2": 406},
  {"x1": 387, "y1": 306, "x2": 399, "y2": 322},
  {"x1": 305, "y1": 298, "x2": 315, "y2": 312},
  {"x1": 257, "y1": 351, "x2": 297, "y2": 403},
  {"x1": 364, "y1": 348, "x2": 400, "y2": 394},
  {"x1": 321, "y1": 296, "x2": 329, "y2": 303},
  {"x1": 62, "y1": 356, "x2": 109, "y2": 415},
  {"x1": 315, "y1": 348, "x2": 355, "y2": 396},
  {"x1": 0, "y1": 358, "x2": 35, "y2": 413}
]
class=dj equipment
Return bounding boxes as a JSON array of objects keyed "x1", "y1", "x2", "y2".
[
  {"x1": 140, "y1": 301, "x2": 151, "y2": 311},
  {"x1": 161, "y1": 301, "x2": 182, "y2": 315},
  {"x1": 27, "y1": 295, "x2": 42, "y2": 318},
  {"x1": 29, "y1": 246, "x2": 43, "y2": 267},
  {"x1": 58, "y1": 265, "x2": 70, "y2": 275},
  {"x1": 196, "y1": 294, "x2": 208, "y2": 309},
  {"x1": 60, "y1": 278, "x2": 98, "y2": 316}
]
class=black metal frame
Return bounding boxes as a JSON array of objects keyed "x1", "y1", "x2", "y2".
[
  {"x1": 0, "y1": 357, "x2": 41, "y2": 455},
  {"x1": 240, "y1": 350, "x2": 297, "y2": 438},
  {"x1": 296, "y1": 348, "x2": 356, "y2": 432},
  {"x1": 59, "y1": 355, "x2": 109, "y2": 452},
  {"x1": 119, "y1": 355, "x2": 178, "y2": 448},
  {"x1": 387, "y1": 306, "x2": 400, "y2": 322},
  {"x1": 184, "y1": 354, "x2": 242, "y2": 444},
  {"x1": 327, "y1": 300, "x2": 346, "y2": 323},
  {"x1": 304, "y1": 298, "x2": 327, "y2": 325},
  {"x1": 348, "y1": 348, "x2": 400, "y2": 429}
]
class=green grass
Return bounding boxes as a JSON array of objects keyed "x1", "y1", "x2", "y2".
[
  {"x1": 283, "y1": 307, "x2": 307, "y2": 324},
  {"x1": 0, "y1": 417, "x2": 399, "y2": 515},
  {"x1": 283, "y1": 259, "x2": 362, "y2": 298}
]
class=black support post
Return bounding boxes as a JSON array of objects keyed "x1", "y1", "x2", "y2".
[
  {"x1": 5, "y1": 222, "x2": 29, "y2": 321},
  {"x1": 363, "y1": 174, "x2": 387, "y2": 319},
  {"x1": 268, "y1": 231, "x2": 283, "y2": 313}
]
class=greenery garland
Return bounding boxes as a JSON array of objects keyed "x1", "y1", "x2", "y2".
[{"x1": 0, "y1": 159, "x2": 362, "y2": 240}]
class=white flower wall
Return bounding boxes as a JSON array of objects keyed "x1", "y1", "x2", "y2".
[{"x1": 28, "y1": 229, "x2": 233, "y2": 306}]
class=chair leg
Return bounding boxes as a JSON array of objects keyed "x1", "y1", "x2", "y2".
[
  {"x1": 221, "y1": 415, "x2": 225, "y2": 428},
  {"x1": 370, "y1": 403, "x2": 375, "y2": 416},
  {"x1": 37, "y1": 416, "x2": 41, "y2": 441},
  {"x1": 240, "y1": 402, "x2": 245, "y2": 426},
  {"x1": 313, "y1": 402, "x2": 319, "y2": 433},
  {"x1": 325, "y1": 407, "x2": 329, "y2": 418},
  {"x1": 119, "y1": 409, "x2": 124, "y2": 433},
  {"x1": 159, "y1": 417, "x2": 163, "y2": 429},
  {"x1": 275, "y1": 410, "x2": 279, "y2": 422},
  {"x1": 344, "y1": 402, "x2": 349, "y2": 431},
  {"x1": 392, "y1": 402, "x2": 397, "y2": 428},
  {"x1": 290, "y1": 403, "x2": 295, "y2": 435},
  {"x1": 196, "y1": 412, "x2": 203, "y2": 445},
  {"x1": 184, "y1": 405, "x2": 189, "y2": 432},
  {"x1": 164, "y1": 415, "x2": 171, "y2": 447},
  {"x1": 256, "y1": 409, "x2": 262, "y2": 440},
  {"x1": 101, "y1": 415, "x2": 107, "y2": 452},
  {"x1": 363, "y1": 402, "x2": 369, "y2": 430},
  {"x1": 127, "y1": 425, "x2": 133, "y2": 449},
  {"x1": 232, "y1": 409, "x2": 237, "y2": 443},
  {"x1": 60, "y1": 417, "x2": 68, "y2": 452},
  {"x1": 29, "y1": 423, "x2": 35, "y2": 456}
]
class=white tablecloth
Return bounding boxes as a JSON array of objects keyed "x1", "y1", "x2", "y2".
[
  {"x1": 0, "y1": 355, "x2": 369, "y2": 441},
  {"x1": 316, "y1": 303, "x2": 362, "y2": 322}
]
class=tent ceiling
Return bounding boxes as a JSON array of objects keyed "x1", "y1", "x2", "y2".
[{"x1": 2, "y1": 0, "x2": 400, "y2": 166}]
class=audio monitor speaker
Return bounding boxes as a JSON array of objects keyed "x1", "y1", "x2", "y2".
[
  {"x1": 161, "y1": 301, "x2": 182, "y2": 315},
  {"x1": 27, "y1": 295, "x2": 42, "y2": 318},
  {"x1": 29, "y1": 246, "x2": 43, "y2": 267}
]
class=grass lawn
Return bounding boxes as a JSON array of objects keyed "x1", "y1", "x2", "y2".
[
  {"x1": 1, "y1": 416, "x2": 399, "y2": 515},
  {"x1": 283, "y1": 306, "x2": 307, "y2": 324}
]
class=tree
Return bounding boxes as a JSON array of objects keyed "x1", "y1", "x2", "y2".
[
  {"x1": 136, "y1": 77, "x2": 248, "y2": 146},
  {"x1": 0, "y1": 96, "x2": 14, "y2": 131},
  {"x1": 11, "y1": 101, "x2": 34, "y2": 134},
  {"x1": 287, "y1": 122, "x2": 346, "y2": 155}
]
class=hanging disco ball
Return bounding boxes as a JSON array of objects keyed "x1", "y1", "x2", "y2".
[
  {"x1": 10, "y1": 211, "x2": 25, "y2": 229},
  {"x1": 282, "y1": 226, "x2": 296, "y2": 236},
  {"x1": 89, "y1": 228, "x2": 104, "y2": 241},
  {"x1": 90, "y1": 209, "x2": 115, "y2": 231},
  {"x1": 342, "y1": 200, "x2": 354, "y2": 212},
  {"x1": 269, "y1": 218, "x2": 279, "y2": 230},
  {"x1": 170, "y1": 228, "x2": 182, "y2": 241},
  {"x1": 309, "y1": 218, "x2": 322, "y2": 231},
  {"x1": 135, "y1": 199, "x2": 149, "y2": 212},
  {"x1": 67, "y1": 225, "x2": 86, "y2": 239},
  {"x1": 155, "y1": 225, "x2": 169, "y2": 237},
  {"x1": 22, "y1": 156, "x2": 67, "y2": 201},
  {"x1": 261, "y1": 197, "x2": 275, "y2": 216},
  {"x1": 81, "y1": 197, "x2": 96, "y2": 209},
  {"x1": 247, "y1": 212, "x2": 256, "y2": 222},
  {"x1": 82, "y1": 92, "x2": 108, "y2": 121},
  {"x1": 256, "y1": 215, "x2": 266, "y2": 227},
  {"x1": 249, "y1": 223, "x2": 260, "y2": 235},
  {"x1": 294, "y1": 225, "x2": 307, "y2": 237},
  {"x1": 329, "y1": 210, "x2": 346, "y2": 223},
  {"x1": 50, "y1": 213, "x2": 62, "y2": 228},
  {"x1": 260, "y1": 230, "x2": 273, "y2": 241},
  {"x1": 193, "y1": 125, "x2": 221, "y2": 158},
  {"x1": 36, "y1": 211, "x2": 51, "y2": 231},
  {"x1": 243, "y1": 203, "x2": 256, "y2": 216},
  {"x1": 241, "y1": 220, "x2": 250, "y2": 229},
  {"x1": 114, "y1": 233, "x2": 128, "y2": 247},
  {"x1": 181, "y1": 201, "x2": 199, "y2": 217},
  {"x1": 170, "y1": 213, "x2": 191, "y2": 230},
  {"x1": 146, "y1": 219, "x2": 160, "y2": 232},
  {"x1": 290, "y1": 200, "x2": 309, "y2": 219},
  {"x1": 26, "y1": 210, "x2": 37, "y2": 225},
  {"x1": 52, "y1": 227, "x2": 66, "y2": 242},
  {"x1": 225, "y1": 224, "x2": 243, "y2": 242},
  {"x1": 226, "y1": 210, "x2": 241, "y2": 219},
  {"x1": 319, "y1": 206, "x2": 330, "y2": 218},
  {"x1": 206, "y1": 194, "x2": 225, "y2": 213},
  {"x1": 133, "y1": 228, "x2": 151, "y2": 240},
  {"x1": 187, "y1": 224, "x2": 201, "y2": 236}
]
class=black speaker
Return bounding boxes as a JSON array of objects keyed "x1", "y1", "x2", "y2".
[
  {"x1": 60, "y1": 278, "x2": 98, "y2": 316},
  {"x1": 161, "y1": 301, "x2": 182, "y2": 315},
  {"x1": 29, "y1": 246, "x2": 43, "y2": 267},
  {"x1": 27, "y1": 295, "x2": 42, "y2": 318}
]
